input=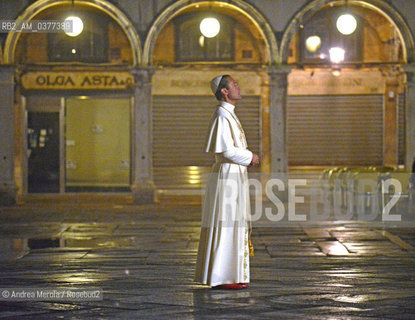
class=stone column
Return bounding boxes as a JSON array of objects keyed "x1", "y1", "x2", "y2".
[
  {"x1": 267, "y1": 66, "x2": 291, "y2": 202},
  {"x1": 0, "y1": 66, "x2": 16, "y2": 205},
  {"x1": 131, "y1": 67, "x2": 155, "y2": 204},
  {"x1": 405, "y1": 65, "x2": 415, "y2": 169},
  {"x1": 383, "y1": 78, "x2": 399, "y2": 167},
  {"x1": 268, "y1": 66, "x2": 290, "y2": 174}
]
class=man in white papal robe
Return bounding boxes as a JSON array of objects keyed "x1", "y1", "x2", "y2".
[{"x1": 195, "y1": 75, "x2": 260, "y2": 290}]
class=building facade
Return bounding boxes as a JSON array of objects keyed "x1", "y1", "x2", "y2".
[{"x1": 0, "y1": 0, "x2": 415, "y2": 204}]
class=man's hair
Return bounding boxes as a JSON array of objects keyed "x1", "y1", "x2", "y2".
[{"x1": 214, "y1": 75, "x2": 231, "y2": 101}]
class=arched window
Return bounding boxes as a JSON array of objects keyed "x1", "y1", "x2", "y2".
[
  {"x1": 300, "y1": 8, "x2": 363, "y2": 64},
  {"x1": 13, "y1": 5, "x2": 134, "y2": 65},
  {"x1": 48, "y1": 11, "x2": 109, "y2": 63},
  {"x1": 175, "y1": 13, "x2": 234, "y2": 62}
]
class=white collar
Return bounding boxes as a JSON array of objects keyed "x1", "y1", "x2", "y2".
[{"x1": 220, "y1": 101, "x2": 235, "y2": 113}]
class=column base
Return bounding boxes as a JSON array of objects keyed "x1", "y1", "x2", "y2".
[
  {"x1": 0, "y1": 184, "x2": 17, "y2": 206},
  {"x1": 131, "y1": 181, "x2": 155, "y2": 204}
]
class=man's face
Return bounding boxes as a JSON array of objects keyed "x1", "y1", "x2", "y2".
[{"x1": 224, "y1": 77, "x2": 241, "y2": 101}]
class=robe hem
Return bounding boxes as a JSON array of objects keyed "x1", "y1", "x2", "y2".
[{"x1": 194, "y1": 280, "x2": 250, "y2": 287}]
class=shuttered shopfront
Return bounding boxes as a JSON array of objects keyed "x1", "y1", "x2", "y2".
[
  {"x1": 152, "y1": 95, "x2": 261, "y2": 188},
  {"x1": 287, "y1": 95, "x2": 384, "y2": 166}
]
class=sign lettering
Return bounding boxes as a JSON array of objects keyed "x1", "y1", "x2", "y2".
[{"x1": 22, "y1": 72, "x2": 134, "y2": 90}]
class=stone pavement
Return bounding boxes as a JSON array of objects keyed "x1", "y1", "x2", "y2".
[{"x1": 0, "y1": 200, "x2": 414, "y2": 319}]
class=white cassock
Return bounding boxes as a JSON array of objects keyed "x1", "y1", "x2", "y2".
[{"x1": 195, "y1": 101, "x2": 253, "y2": 286}]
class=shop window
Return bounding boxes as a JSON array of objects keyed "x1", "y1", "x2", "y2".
[
  {"x1": 300, "y1": 9, "x2": 362, "y2": 64},
  {"x1": 48, "y1": 11, "x2": 109, "y2": 63},
  {"x1": 175, "y1": 13, "x2": 234, "y2": 62}
]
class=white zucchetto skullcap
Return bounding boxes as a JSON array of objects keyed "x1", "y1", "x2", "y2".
[{"x1": 210, "y1": 75, "x2": 223, "y2": 94}]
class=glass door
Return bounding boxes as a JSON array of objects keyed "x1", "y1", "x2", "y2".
[
  {"x1": 27, "y1": 112, "x2": 60, "y2": 193},
  {"x1": 65, "y1": 98, "x2": 131, "y2": 192}
]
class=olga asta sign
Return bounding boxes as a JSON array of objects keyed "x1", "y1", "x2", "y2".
[{"x1": 21, "y1": 72, "x2": 134, "y2": 90}]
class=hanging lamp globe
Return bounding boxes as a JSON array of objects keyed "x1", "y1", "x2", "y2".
[
  {"x1": 336, "y1": 14, "x2": 357, "y2": 35},
  {"x1": 64, "y1": 16, "x2": 84, "y2": 37},
  {"x1": 200, "y1": 17, "x2": 220, "y2": 38},
  {"x1": 305, "y1": 35, "x2": 321, "y2": 52}
]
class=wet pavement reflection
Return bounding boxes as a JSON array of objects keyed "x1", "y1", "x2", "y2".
[{"x1": 0, "y1": 203, "x2": 414, "y2": 319}]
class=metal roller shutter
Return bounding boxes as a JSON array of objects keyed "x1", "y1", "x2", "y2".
[
  {"x1": 152, "y1": 95, "x2": 261, "y2": 188},
  {"x1": 287, "y1": 95, "x2": 384, "y2": 166}
]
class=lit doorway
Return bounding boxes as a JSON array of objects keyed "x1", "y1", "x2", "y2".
[{"x1": 65, "y1": 98, "x2": 131, "y2": 192}]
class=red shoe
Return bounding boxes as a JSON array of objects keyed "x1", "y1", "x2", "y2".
[
  {"x1": 238, "y1": 283, "x2": 249, "y2": 288},
  {"x1": 212, "y1": 283, "x2": 249, "y2": 290}
]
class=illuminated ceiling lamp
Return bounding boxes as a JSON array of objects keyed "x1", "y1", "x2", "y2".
[
  {"x1": 64, "y1": 16, "x2": 83, "y2": 37},
  {"x1": 329, "y1": 47, "x2": 345, "y2": 63},
  {"x1": 65, "y1": 0, "x2": 83, "y2": 37},
  {"x1": 332, "y1": 68, "x2": 341, "y2": 77},
  {"x1": 200, "y1": 17, "x2": 220, "y2": 38},
  {"x1": 336, "y1": 0, "x2": 357, "y2": 35},
  {"x1": 305, "y1": 35, "x2": 321, "y2": 52},
  {"x1": 336, "y1": 13, "x2": 357, "y2": 35}
]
